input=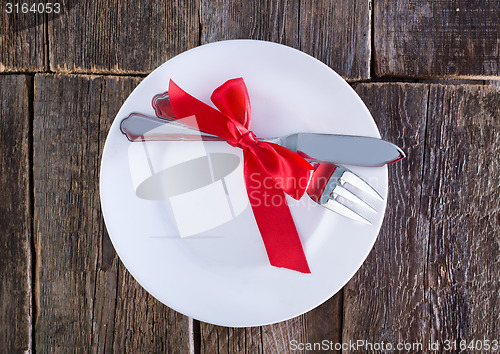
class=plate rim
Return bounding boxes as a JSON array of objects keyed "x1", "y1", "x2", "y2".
[{"x1": 99, "y1": 39, "x2": 388, "y2": 327}]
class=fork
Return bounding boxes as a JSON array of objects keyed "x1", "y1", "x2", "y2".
[{"x1": 306, "y1": 159, "x2": 382, "y2": 225}]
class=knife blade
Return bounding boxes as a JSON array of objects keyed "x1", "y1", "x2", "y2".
[
  {"x1": 120, "y1": 113, "x2": 405, "y2": 166},
  {"x1": 280, "y1": 133, "x2": 405, "y2": 167}
]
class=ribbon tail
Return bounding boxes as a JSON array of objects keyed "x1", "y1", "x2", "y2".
[{"x1": 244, "y1": 154, "x2": 310, "y2": 273}]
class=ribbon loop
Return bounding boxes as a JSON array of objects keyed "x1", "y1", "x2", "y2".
[{"x1": 167, "y1": 78, "x2": 313, "y2": 273}]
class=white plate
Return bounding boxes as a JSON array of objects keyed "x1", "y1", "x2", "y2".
[{"x1": 100, "y1": 40, "x2": 387, "y2": 327}]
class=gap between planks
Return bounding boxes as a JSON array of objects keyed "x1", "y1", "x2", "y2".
[{"x1": 1, "y1": 71, "x2": 496, "y2": 88}]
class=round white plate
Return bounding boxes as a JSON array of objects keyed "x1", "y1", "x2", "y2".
[{"x1": 100, "y1": 40, "x2": 387, "y2": 327}]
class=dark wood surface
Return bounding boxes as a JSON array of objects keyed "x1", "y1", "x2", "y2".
[
  {"x1": 201, "y1": 0, "x2": 370, "y2": 80},
  {"x1": 0, "y1": 5, "x2": 46, "y2": 71},
  {"x1": 423, "y1": 85, "x2": 500, "y2": 342},
  {"x1": 344, "y1": 83, "x2": 431, "y2": 347},
  {"x1": 33, "y1": 75, "x2": 191, "y2": 352},
  {"x1": 0, "y1": 75, "x2": 32, "y2": 353},
  {"x1": 48, "y1": 0, "x2": 199, "y2": 73},
  {"x1": 0, "y1": 0, "x2": 499, "y2": 353},
  {"x1": 345, "y1": 83, "x2": 500, "y2": 351},
  {"x1": 375, "y1": 0, "x2": 500, "y2": 78}
]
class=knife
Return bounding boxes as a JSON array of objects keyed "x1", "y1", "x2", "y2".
[{"x1": 120, "y1": 113, "x2": 405, "y2": 167}]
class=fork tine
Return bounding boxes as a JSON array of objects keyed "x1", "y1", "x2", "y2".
[
  {"x1": 324, "y1": 199, "x2": 372, "y2": 225},
  {"x1": 341, "y1": 171, "x2": 384, "y2": 201},
  {"x1": 332, "y1": 185, "x2": 377, "y2": 213}
]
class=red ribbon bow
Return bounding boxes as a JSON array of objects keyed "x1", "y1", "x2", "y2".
[{"x1": 166, "y1": 78, "x2": 313, "y2": 273}]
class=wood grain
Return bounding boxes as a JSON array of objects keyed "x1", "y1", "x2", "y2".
[
  {"x1": 375, "y1": 0, "x2": 500, "y2": 79},
  {"x1": 419, "y1": 78, "x2": 485, "y2": 86},
  {"x1": 299, "y1": 0, "x2": 370, "y2": 80},
  {"x1": 0, "y1": 0, "x2": 498, "y2": 351},
  {"x1": 201, "y1": 0, "x2": 300, "y2": 47},
  {"x1": 261, "y1": 316, "x2": 307, "y2": 353},
  {"x1": 48, "y1": 0, "x2": 199, "y2": 74},
  {"x1": 262, "y1": 293, "x2": 343, "y2": 353},
  {"x1": 33, "y1": 74, "x2": 191, "y2": 352},
  {"x1": 0, "y1": 2, "x2": 46, "y2": 71},
  {"x1": 344, "y1": 83, "x2": 500, "y2": 350},
  {"x1": 112, "y1": 268, "x2": 192, "y2": 352},
  {"x1": 302, "y1": 293, "x2": 343, "y2": 353},
  {"x1": 423, "y1": 84, "x2": 500, "y2": 344},
  {"x1": 0, "y1": 75, "x2": 32, "y2": 352},
  {"x1": 200, "y1": 0, "x2": 371, "y2": 80},
  {"x1": 199, "y1": 267, "x2": 343, "y2": 354},
  {"x1": 343, "y1": 83, "x2": 431, "y2": 349},
  {"x1": 200, "y1": 324, "x2": 263, "y2": 353}
]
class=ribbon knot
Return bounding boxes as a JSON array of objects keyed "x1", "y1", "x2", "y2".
[
  {"x1": 228, "y1": 130, "x2": 258, "y2": 149},
  {"x1": 166, "y1": 78, "x2": 313, "y2": 273}
]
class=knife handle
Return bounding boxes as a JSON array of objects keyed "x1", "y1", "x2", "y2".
[
  {"x1": 120, "y1": 113, "x2": 221, "y2": 141},
  {"x1": 120, "y1": 112, "x2": 281, "y2": 144}
]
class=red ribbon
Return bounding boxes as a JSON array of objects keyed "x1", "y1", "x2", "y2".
[{"x1": 165, "y1": 78, "x2": 313, "y2": 273}]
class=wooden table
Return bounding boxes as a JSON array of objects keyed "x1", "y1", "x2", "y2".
[{"x1": 1, "y1": 1, "x2": 499, "y2": 352}]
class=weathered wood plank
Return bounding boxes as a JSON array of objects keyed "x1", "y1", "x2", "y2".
[
  {"x1": 423, "y1": 85, "x2": 500, "y2": 344},
  {"x1": 375, "y1": 0, "x2": 500, "y2": 78},
  {"x1": 262, "y1": 293, "x2": 343, "y2": 353},
  {"x1": 201, "y1": 0, "x2": 370, "y2": 80},
  {"x1": 34, "y1": 74, "x2": 191, "y2": 352},
  {"x1": 200, "y1": 323, "x2": 263, "y2": 353},
  {"x1": 344, "y1": 83, "x2": 500, "y2": 350},
  {"x1": 419, "y1": 78, "x2": 485, "y2": 86},
  {"x1": 48, "y1": 0, "x2": 199, "y2": 73},
  {"x1": 91, "y1": 76, "x2": 137, "y2": 353},
  {"x1": 486, "y1": 80, "x2": 500, "y2": 87},
  {"x1": 343, "y1": 83, "x2": 430, "y2": 349},
  {"x1": 34, "y1": 73, "x2": 104, "y2": 351},
  {"x1": 299, "y1": 0, "x2": 370, "y2": 80},
  {"x1": 261, "y1": 316, "x2": 306, "y2": 353},
  {"x1": 302, "y1": 293, "x2": 343, "y2": 353},
  {"x1": 0, "y1": 75, "x2": 32, "y2": 352},
  {"x1": 200, "y1": 290, "x2": 342, "y2": 353},
  {"x1": 112, "y1": 268, "x2": 192, "y2": 352},
  {"x1": 201, "y1": 0, "x2": 300, "y2": 47},
  {"x1": 0, "y1": 2, "x2": 46, "y2": 71}
]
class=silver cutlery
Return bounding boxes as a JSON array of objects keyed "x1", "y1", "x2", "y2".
[
  {"x1": 120, "y1": 90, "x2": 397, "y2": 224},
  {"x1": 120, "y1": 113, "x2": 405, "y2": 167},
  {"x1": 120, "y1": 112, "x2": 384, "y2": 224},
  {"x1": 306, "y1": 160, "x2": 382, "y2": 224}
]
